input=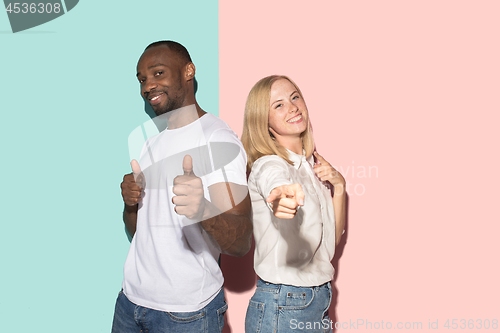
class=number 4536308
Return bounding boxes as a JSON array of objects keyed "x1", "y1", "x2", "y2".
[
  {"x1": 444, "y1": 319, "x2": 498, "y2": 330},
  {"x1": 5, "y1": 3, "x2": 61, "y2": 14}
]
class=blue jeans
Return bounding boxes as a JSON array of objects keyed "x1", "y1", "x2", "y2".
[
  {"x1": 245, "y1": 279, "x2": 333, "y2": 333},
  {"x1": 111, "y1": 288, "x2": 227, "y2": 333}
]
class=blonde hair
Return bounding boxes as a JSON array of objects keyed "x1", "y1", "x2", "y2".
[{"x1": 241, "y1": 75, "x2": 315, "y2": 171}]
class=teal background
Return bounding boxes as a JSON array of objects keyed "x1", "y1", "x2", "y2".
[{"x1": 0, "y1": 1, "x2": 218, "y2": 331}]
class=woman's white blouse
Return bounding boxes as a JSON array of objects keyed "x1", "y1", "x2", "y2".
[{"x1": 248, "y1": 150, "x2": 336, "y2": 287}]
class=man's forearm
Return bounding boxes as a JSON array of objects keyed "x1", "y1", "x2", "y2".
[
  {"x1": 200, "y1": 195, "x2": 253, "y2": 257},
  {"x1": 123, "y1": 204, "x2": 138, "y2": 238}
]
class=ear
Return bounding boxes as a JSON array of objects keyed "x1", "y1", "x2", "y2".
[
  {"x1": 185, "y1": 62, "x2": 195, "y2": 81},
  {"x1": 268, "y1": 126, "x2": 277, "y2": 138}
]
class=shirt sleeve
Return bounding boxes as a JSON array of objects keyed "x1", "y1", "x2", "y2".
[
  {"x1": 203, "y1": 128, "x2": 248, "y2": 187},
  {"x1": 250, "y1": 156, "x2": 293, "y2": 202}
]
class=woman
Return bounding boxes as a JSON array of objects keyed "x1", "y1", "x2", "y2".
[{"x1": 242, "y1": 75, "x2": 346, "y2": 333}]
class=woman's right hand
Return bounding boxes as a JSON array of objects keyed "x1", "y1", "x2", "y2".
[{"x1": 266, "y1": 183, "x2": 305, "y2": 219}]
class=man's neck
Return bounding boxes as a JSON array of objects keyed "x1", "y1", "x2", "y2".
[{"x1": 154, "y1": 104, "x2": 207, "y2": 131}]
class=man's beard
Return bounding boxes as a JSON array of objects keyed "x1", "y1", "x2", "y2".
[{"x1": 152, "y1": 91, "x2": 185, "y2": 117}]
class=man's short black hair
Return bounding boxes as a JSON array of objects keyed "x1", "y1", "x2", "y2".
[{"x1": 145, "y1": 40, "x2": 192, "y2": 65}]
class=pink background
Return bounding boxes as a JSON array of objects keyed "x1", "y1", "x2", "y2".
[{"x1": 219, "y1": 0, "x2": 500, "y2": 332}]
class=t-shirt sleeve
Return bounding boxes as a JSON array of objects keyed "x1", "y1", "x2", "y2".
[
  {"x1": 250, "y1": 156, "x2": 293, "y2": 201},
  {"x1": 203, "y1": 128, "x2": 247, "y2": 187}
]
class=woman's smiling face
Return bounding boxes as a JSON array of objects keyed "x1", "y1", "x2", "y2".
[{"x1": 268, "y1": 78, "x2": 308, "y2": 145}]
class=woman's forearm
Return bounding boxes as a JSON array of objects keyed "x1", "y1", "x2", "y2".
[{"x1": 333, "y1": 187, "x2": 346, "y2": 246}]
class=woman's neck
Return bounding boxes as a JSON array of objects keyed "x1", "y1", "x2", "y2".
[{"x1": 277, "y1": 136, "x2": 303, "y2": 155}]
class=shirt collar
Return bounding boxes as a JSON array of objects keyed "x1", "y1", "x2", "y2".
[{"x1": 286, "y1": 149, "x2": 313, "y2": 169}]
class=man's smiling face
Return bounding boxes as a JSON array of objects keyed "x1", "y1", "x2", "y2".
[{"x1": 136, "y1": 46, "x2": 187, "y2": 116}]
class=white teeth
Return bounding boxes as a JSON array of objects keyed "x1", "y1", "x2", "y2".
[
  {"x1": 287, "y1": 114, "x2": 302, "y2": 123},
  {"x1": 151, "y1": 95, "x2": 160, "y2": 101}
]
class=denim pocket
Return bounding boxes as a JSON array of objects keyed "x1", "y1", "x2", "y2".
[
  {"x1": 245, "y1": 300, "x2": 265, "y2": 333},
  {"x1": 279, "y1": 288, "x2": 315, "y2": 311},
  {"x1": 217, "y1": 301, "x2": 228, "y2": 332},
  {"x1": 165, "y1": 309, "x2": 205, "y2": 323},
  {"x1": 285, "y1": 292, "x2": 306, "y2": 306}
]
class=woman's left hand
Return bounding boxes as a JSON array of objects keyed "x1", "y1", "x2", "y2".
[{"x1": 313, "y1": 152, "x2": 346, "y2": 195}]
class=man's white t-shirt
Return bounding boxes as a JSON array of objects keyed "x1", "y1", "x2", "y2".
[{"x1": 122, "y1": 113, "x2": 247, "y2": 312}]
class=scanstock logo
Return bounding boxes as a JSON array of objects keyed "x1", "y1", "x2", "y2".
[{"x1": 4, "y1": 0, "x2": 78, "y2": 33}]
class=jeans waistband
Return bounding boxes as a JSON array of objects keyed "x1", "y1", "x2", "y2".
[{"x1": 257, "y1": 278, "x2": 331, "y2": 291}]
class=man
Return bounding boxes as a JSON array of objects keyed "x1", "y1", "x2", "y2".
[{"x1": 112, "y1": 41, "x2": 252, "y2": 332}]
